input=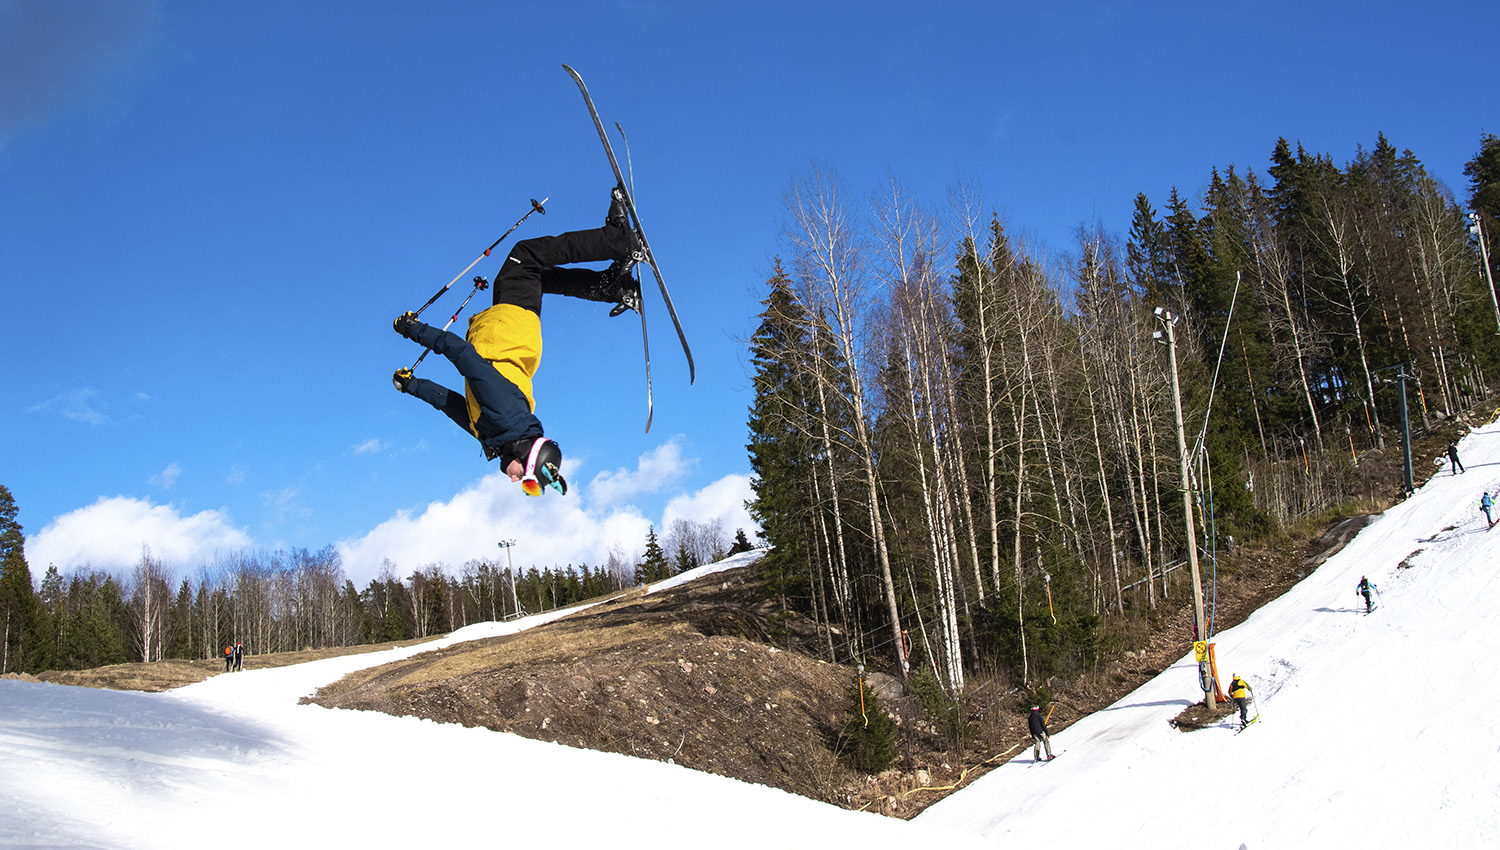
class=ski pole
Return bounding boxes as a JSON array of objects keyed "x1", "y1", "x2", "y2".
[
  {"x1": 408, "y1": 276, "x2": 490, "y2": 374},
  {"x1": 409, "y1": 197, "x2": 547, "y2": 319}
]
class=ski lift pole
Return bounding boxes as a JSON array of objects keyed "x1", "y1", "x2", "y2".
[
  {"x1": 408, "y1": 275, "x2": 490, "y2": 373},
  {"x1": 409, "y1": 197, "x2": 547, "y2": 320}
]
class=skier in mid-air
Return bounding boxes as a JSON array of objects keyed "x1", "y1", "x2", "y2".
[{"x1": 392, "y1": 188, "x2": 641, "y2": 495}]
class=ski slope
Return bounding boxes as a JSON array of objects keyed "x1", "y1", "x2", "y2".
[
  {"x1": 918, "y1": 422, "x2": 1500, "y2": 847},
  {"x1": 5, "y1": 423, "x2": 1500, "y2": 849}
]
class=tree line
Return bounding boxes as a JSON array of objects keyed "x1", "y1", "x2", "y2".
[
  {"x1": 0, "y1": 485, "x2": 750, "y2": 675},
  {"x1": 748, "y1": 132, "x2": 1500, "y2": 703}
]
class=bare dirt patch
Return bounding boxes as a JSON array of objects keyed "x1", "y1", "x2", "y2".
[{"x1": 30, "y1": 638, "x2": 441, "y2": 692}]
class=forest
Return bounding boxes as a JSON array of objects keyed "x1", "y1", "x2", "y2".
[
  {"x1": 0, "y1": 488, "x2": 748, "y2": 675},
  {"x1": 747, "y1": 132, "x2": 1500, "y2": 699}
]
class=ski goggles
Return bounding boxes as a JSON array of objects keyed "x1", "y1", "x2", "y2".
[{"x1": 519, "y1": 437, "x2": 557, "y2": 498}]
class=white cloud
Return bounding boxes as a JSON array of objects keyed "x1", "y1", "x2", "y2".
[
  {"x1": 27, "y1": 496, "x2": 251, "y2": 574},
  {"x1": 661, "y1": 474, "x2": 758, "y2": 540},
  {"x1": 352, "y1": 438, "x2": 383, "y2": 455},
  {"x1": 586, "y1": 438, "x2": 692, "y2": 507},
  {"x1": 337, "y1": 442, "x2": 756, "y2": 586},
  {"x1": 150, "y1": 462, "x2": 181, "y2": 489},
  {"x1": 337, "y1": 465, "x2": 654, "y2": 585},
  {"x1": 27, "y1": 388, "x2": 113, "y2": 425},
  {"x1": 225, "y1": 466, "x2": 246, "y2": 486}
]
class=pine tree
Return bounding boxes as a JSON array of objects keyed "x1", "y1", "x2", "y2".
[
  {"x1": 0, "y1": 485, "x2": 41, "y2": 673},
  {"x1": 635, "y1": 527, "x2": 670, "y2": 585},
  {"x1": 727, "y1": 528, "x2": 754, "y2": 555},
  {"x1": 836, "y1": 673, "x2": 899, "y2": 774}
]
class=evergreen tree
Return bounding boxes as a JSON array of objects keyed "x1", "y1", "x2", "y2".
[
  {"x1": 727, "y1": 528, "x2": 754, "y2": 555},
  {"x1": 1465, "y1": 133, "x2": 1500, "y2": 304},
  {"x1": 836, "y1": 673, "x2": 899, "y2": 774},
  {"x1": 635, "y1": 527, "x2": 670, "y2": 585},
  {"x1": 0, "y1": 485, "x2": 41, "y2": 673},
  {"x1": 745, "y1": 261, "x2": 820, "y2": 604}
]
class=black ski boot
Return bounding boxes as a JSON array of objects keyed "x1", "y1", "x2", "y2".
[
  {"x1": 605, "y1": 185, "x2": 630, "y2": 230},
  {"x1": 604, "y1": 262, "x2": 642, "y2": 317}
]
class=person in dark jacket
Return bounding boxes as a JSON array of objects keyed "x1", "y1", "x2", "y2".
[
  {"x1": 1028, "y1": 705, "x2": 1055, "y2": 761},
  {"x1": 1227, "y1": 675, "x2": 1253, "y2": 728},
  {"x1": 1448, "y1": 441, "x2": 1465, "y2": 474},
  {"x1": 232, "y1": 641, "x2": 244, "y2": 672},
  {"x1": 392, "y1": 188, "x2": 642, "y2": 496},
  {"x1": 1357, "y1": 576, "x2": 1376, "y2": 614},
  {"x1": 223, "y1": 645, "x2": 233, "y2": 672}
]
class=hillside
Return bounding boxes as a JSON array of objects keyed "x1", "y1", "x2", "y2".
[
  {"x1": 12, "y1": 414, "x2": 1476, "y2": 819},
  {"x1": 303, "y1": 493, "x2": 1391, "y2": 816}
]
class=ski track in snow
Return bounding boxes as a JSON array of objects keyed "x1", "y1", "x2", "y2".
[{"x1": 8, "y1": 422, "x2": 1500, "y2": 848}]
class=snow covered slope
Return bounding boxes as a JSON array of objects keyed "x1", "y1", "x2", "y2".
[
  {"x1": 0, "y1": 551, "x2": 980, "y2": 850},
  {"x1": 6, "y1": 420, "x2": 1500, "y2": 849},
  {"x1": 918, "y1": 421, "x2": 1500, "y2": 847}
]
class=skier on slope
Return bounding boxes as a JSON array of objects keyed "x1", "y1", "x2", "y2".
[
  {"x1": 1028, "y1": 705, "x2": 1055, "y2": 761},
  {"x1": 1481, "y1": 492, "x2": 1494, "y2": 527},
  {"x1": 1227, "y1": 674, "x2": 1253, "y2": 729},
  {"x1": 1448, "y1": 441, "x2": 1465, "y2": 474},
  {"x1": 391, "y1": 189, "x2": 642, "y2": 495},
  {"x1": 1356, "y1": 576, "x2": 1376, "y2": 614}
]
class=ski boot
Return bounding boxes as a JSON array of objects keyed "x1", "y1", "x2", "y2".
[
  {"x1": 605, "y1": 185, "x2": 630, "y2": 230},
  {"x1": 605, "y1": 261, "x2": 642, "y2": 317}
]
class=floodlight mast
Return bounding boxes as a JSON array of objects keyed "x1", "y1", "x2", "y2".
[{"x1": 1153, "y1": 307, "x2": 1214, "y2": 708}]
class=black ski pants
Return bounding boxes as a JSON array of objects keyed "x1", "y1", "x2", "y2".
[{"x1": 493, "y1": 225, "x2": 636, "y2": 312}]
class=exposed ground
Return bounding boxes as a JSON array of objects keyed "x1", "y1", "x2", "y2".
[{"x1": 18, "y1": 408, "x2": 1492, "y2": 818}]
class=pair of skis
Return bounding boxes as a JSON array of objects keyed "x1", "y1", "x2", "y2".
[{"x1": 564, "y1": 64, "x2": 695, "y2": 433}]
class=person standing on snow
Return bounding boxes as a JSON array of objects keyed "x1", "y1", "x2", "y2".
[
  {"x1": 391, "y1": 188, "x2": 643, "y2": 497},
  {"x1": 1448, "y1": 441, "x2": 1465, "y2": 474},
  {"x1": 1227, "y1": 674, "x2": 1253, "y2": 729},
  {"x1": 1482, "y1": 492, "x2": 1494, "y2": 527},
  {"x1": 233, "y1": 641, "x2": 244, "y2": 672},
  {"x1": 1028, "y1": 705, "x2": 1055, "y2": 761},
  {"x1": 224, "y1": 645, "x2": 233, "y2": 672},
  {"x1": 1357, "y1": 576, "x2": 1376, "y2": 614}
]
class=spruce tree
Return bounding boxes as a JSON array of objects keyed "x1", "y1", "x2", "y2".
[
  {"x1": 745, "y1": 261, "x2": 819, "y2": 602},
  {"x1": 836, "y1": 673, "x2": 899, "y2": 774},
  {"x1": 635, "y1": 527, "x2": 670, "y2": 585},
  {"x1": 0, "y1": 485, "x2": 41, "y2": 673}
]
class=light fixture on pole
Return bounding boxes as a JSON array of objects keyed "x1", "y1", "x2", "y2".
[
  {"x1": 1153, "y1": 306, "x2": 1214, "y2": 708},
  {"x1": 497, "y1": 539, "x2": 521, "y2": 619},
  {"x1": 1468, "y1": 212, "x2": 1499, "y2": 334}
]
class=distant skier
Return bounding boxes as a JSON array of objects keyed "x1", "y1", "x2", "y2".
[
  {"x1": 1227, "y1": 674, "x2": 1253, "y2": 729},
  {"x1": 1482, "y1": 492, "x2": 1494, "y2": 527},
  {"x1": 391, "y1": 188, "x2": 643, "y2": 496},
  {"x1": 1448, "y1": 441, "x2": 1465, "y2": 474},
  {"x1": 1357, "y1": 576, "x2": 1377, "y2": 614},
  {"x1": 233, "y1": 641, "x2": 244, "y2": 672},
  {"x1": 1028, "y1": 705, "x2": 1055, "y2": 761},
  {"x1": 223, "y1": 645, "x2": 233, "y2": 672}
]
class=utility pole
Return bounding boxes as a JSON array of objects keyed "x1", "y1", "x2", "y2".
[
  {"x1": 497, "y1": 539, "x2": 522, "y2": 619},
  {"x1": 1468, "y1": 212, "x2": 1499, "y2": 334},
  {"x1": 1154, "y1": 307, "x2": 1214, "y2": 708}
]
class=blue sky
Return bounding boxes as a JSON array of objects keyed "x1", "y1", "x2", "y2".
[{"x1": 3, "y1": 1, "x2": 1493, "y2": 585}]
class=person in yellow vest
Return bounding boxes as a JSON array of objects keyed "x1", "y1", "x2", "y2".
[
  {"x1": 1228, "y1": 674, "x2": 1253, "y2": 729},
  {"x1": 392, "y1": 189, "x2": 641, "y2": 496}
]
